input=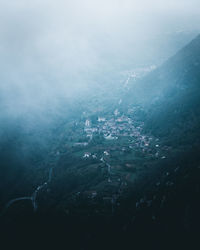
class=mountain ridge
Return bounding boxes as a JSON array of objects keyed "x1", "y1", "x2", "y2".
[
  {"x1": 125, "y1": 34, "x2": 200, "y2": 144},
  {"x1": 128, "y1": 33, "x2": 200, "y2": 105}
]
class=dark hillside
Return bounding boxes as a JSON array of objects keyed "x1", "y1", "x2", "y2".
[
  {"x1": 129, "y1": 34, "x2": 200, "y2": 105},
  {"x1": 127, "y1": 34, "x2": 200, "y2": 145}
]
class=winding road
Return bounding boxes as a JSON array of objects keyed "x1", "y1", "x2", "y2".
[{"x1": 1, "y1": 166, "x2": 54, "y2": 215}]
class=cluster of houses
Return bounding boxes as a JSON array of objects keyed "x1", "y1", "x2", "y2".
[
  {"x1": 122, "y1": 65, "x2": 157, "y2": 88},
  {"x1": 84, "y1": 113, "x2": 143, "y2": 141},
  {"x1": 81, "y1": 110, "x2": 169, "y2": 161}
]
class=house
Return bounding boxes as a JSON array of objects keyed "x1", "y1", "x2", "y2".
[
  {"x1": 116, "y1": 118, "x2": 123, "y2": 122},
  {"x1": 83, "y1": 152, "x2": 91, "y2": 158},
  {"x1": 85, "y1": 119, "x2": 90, "y2": 127},
  {"x1": 86, "y1": 133, "x2": 93, "y2": 140},
  {"x1": 74, "y1": 142, "x2": 88, "y2": 147},
  {"x1": 91, "y1": 191, "x2": 97, "y2": 198},
  {"x1": 105, "y1": 134, "x2": 115, "y2": 140},
  {"x1": 84, "y1": 191, "x2": 97, "y2": 199},
  {"x1": 114, "y1": 109, "x2": 120, "y2": 116},
  {"x1": 98, "y1": 117, "x2": 106, "y2": 122},
  {"x1": 92, "y1": 154, "x2": 97, "y2": 159},
  {"x1": 91, "y1": 128, "x2": 98, "y2": 132}
]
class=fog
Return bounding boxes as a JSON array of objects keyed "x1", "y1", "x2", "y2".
[{"x1": 0, "y1": 0, "x2": 200, "y2": 121}]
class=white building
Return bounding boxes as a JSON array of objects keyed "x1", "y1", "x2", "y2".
[
  {"x1": 114, "y1": 109, "x2": 120, "y2": 116},
  {"x1": 83, "y1": 152, "x2": 91, "y2": 158},
  {"x1": 104, "y1": 134, "x2": 117, "y2": 140},
  {"x1": 98, "y1": 117, "x2": 106, "y2": 122},
  {"x1": 85, "y1": 119, "x2": 90, "y2": 127}
]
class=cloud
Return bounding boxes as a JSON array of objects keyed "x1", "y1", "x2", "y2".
[{"x1": 0, "y1": 0, "x2": 199, "y2": 118}]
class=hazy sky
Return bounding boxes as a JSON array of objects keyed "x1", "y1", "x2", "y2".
[{"x1": 0, "y1": 0, "x2": 200, "y2": 117}]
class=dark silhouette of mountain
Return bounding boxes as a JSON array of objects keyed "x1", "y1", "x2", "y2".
[
  {"x1": 128, "y1": 34, "x2": 200, "y2": 144},
  {"x1": 121, "y1": 34, "x2": 200, "y2": 248}
]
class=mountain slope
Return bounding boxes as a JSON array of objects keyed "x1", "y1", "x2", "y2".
[
  {"x1": 127, "y1": 34, "x2": 200, "y2": 144},
  {"x1": 130, "y1": 34, "x2": 200, "y2": 103}
]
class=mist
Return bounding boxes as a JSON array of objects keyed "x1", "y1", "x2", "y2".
[
  {"x1": 1, "y1": 2, "x2": 200, "y2": 247},
  {"x1": 0, "y1": 0, "x2": 200, "y2": 122}
]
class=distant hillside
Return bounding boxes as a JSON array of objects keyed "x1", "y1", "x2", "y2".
[{"x1": 127, "y1": 34, "x2": 200, "y2": 145}]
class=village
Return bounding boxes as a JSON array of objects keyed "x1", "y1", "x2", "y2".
[
  {"x1": 62, "y1": 105, "x2": 172, "y2": 215},
  {"x1": 81, "y1": 107, "x2": 169, "y2": 160}
]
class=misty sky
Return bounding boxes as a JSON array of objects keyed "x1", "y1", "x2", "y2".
[{"x1": 0, "y1": 0, "x2": 200, "y2": 116}]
